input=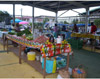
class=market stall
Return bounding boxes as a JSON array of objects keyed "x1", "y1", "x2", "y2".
[
  {"x1": 4, "y1": 33, "x2": 73, "y2": 78},
  {"x1": 71, "y1": 33, "x2": 100, "y2": 51}
]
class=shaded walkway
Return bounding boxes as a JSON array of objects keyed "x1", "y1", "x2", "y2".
[{"x1": 70, "y1": 49, "x2": 100, "y2": 78}]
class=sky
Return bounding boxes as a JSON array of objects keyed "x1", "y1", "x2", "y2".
[{"x1": 0, "y1": 4, "x2": 100, "y2": 17}]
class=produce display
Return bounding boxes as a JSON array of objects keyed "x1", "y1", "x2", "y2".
[
  {"x1": 22, "y1": 29, "x2": 31, "y2": 35},
  {"x1": 71, "y1": 33, "x2": 95, "y2": 39},
  {"x1": 16, "y1": 32, "x2": 24, "y2": 36},
  {"x1": 16, "y1": 29, "x2": 32, "y2": 37},
  {"x1": 26, "y1": 34, "x2": 33, "y2": 40},
  {"x1": 6, "y1": 34, "x2": 47, "y2": 49},
  {"x1": 40, "y1": 40, "x2": 71, "y2": 57},
  {"x1": 8, "y1": 32, "x2": 16, "y2": 35},
  {"x1": 0, "y1": 29, "x2": 8, "y2": 31},
  {"x1": 33, "y1": 35, "x2": 49, "y2": 44}
]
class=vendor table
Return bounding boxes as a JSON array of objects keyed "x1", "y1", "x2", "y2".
[
  {"x1": 71, "y1": 33, "x2": 100, "y2": 51},
  {"x1": 60, "y1": 31, "x2": 72, "y2": 39},
  {"x1": 0, "y1": 31, "x2": 8, "y2": 50},
  {"x1": 0, "y1": 31, "x2": 8, "y2": 38},
  {"x1": 4, "y1": 34, "x2": 72, "y2": 78}
]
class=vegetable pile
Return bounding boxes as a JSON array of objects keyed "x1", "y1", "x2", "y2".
[{"x1": 26, "y1": 34, "x2": 33, "y2": 40}]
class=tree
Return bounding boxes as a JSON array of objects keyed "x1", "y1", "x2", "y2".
[
  {"x1": 43, "y1": 18, "x2": 49, "y2": 25},
  {"x1": 94, "y1": 19, "x2": 100, "y2": 28},
  {"x1": 72, "y1": 19, "x2": 78, "y2": 24},
  {"x1": 78, "y1": 21, "x2": 85, "y2": 24},
  {"x1": 0, "y1": 11, "x2": 11, "y2": 24},
  {"x1": 64, "y1": 21, "x2": 69, "y2": 24}
]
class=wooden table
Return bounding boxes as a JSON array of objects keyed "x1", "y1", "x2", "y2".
[
  {"x1": 4, "y1": 34, "x2": 71, "y2": 78},
  {"x1": 71, "y1": 33, "x2": 100, "y2": 51}
]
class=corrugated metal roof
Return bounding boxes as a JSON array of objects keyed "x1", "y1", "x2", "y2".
[
  {"x1": 81, "y1": 7, "x2": 100, "y2": 15},
  {"x1": 0, "y1": 1, "x2": 100, "y2": 12}
]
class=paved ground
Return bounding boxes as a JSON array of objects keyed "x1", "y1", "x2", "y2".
[
  {"x1": 70, "y1": 48, "x2": 100, "y2": 78},
  {"x1": 0, "y1": 43, "x2": 57, "y2": 78},
  {"x1": 0, "y1": 42, "x2": 100, "y2": 78}
]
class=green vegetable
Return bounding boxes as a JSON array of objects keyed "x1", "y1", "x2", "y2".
[
  {"x1": 22, "y1": 29, "x2": 31, "y2": 35},
  {"x1": 26, "y1": 34, "x2": 33, "y2": 40},
  {"x1": 1, "y1": 29, "x2": 8, "y2": 31},
  {"x1": 16, "y1": 32, "x2": 24, "y2": 36},
  {"x1": 8, "y1": 32, "x2": 15, "y2": 35}
]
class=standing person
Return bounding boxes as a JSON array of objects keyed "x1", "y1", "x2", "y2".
[
  {"x1": 53, "y1": 24, "x2": 58, "y2": 38},
  {"x1": 87, "y1": 25, "x2": 91, "y2": 33},
  {"x1": 15, "y1": 23, "x2": 20, "y2": 32},
  {"x1": 72, "y1": 23, "x2": 78, "y2": 32},
  {"x1": 11, "y1": 23, "x2": 15, "y2": 30},
  {"x1": 62, "y1": 25, "x2": 66, "y2": 31},
  {"x1": 90, "y1": 22, "x2": 97, "y2": 34}
]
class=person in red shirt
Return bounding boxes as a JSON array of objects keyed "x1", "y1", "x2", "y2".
[
  {"x1": 91, "y1": 22, "x2": 97, "y2": 34},
  {"x1": 72, "y1": 23, "x2": 78, "y2": 32}
]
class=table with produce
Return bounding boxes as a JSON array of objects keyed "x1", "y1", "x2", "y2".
[
  {"x1": 71, "y1": 33, "x2": 100, "y2": 39},
  {"x1": 4, "y1": 29, "x2": 73, "y2": 78}
]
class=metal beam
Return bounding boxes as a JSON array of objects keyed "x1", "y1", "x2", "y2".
[
  {"x1": 13, "y1": 4, "x2": 15, "y2": 25},
  {"x1": 87, "y1": 3, "x2": 100, "y2": 7},
  {"x1": 67, "y1": 1, "x2": 87, "y2": 8},
  {"x1": 55, "y1": 11, "x2": 58, "y2": 23},
  {"x1": 32, "y1": 4, "x2": 34, "y2": 36},
  {"x1": 71, "y1": 9, "x2": 83, "y2": 15},
  {"x1": 58, "y1": 10, "x2": 69, "y2": 17},
  {"x1": 35, "y1": 5, "x2": 56, "y2": 12},
  {"x1": 85, "y1": 7, "x2": 89, "y2": 32},
  {"x1": 51, "y1": 3, "x2": 71, "y2": 8},
  {"x1": 38, "y1": 1, "x2": 57, "y2": 7}
]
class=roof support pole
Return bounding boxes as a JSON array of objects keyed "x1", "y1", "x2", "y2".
[
  {"x1": 85, "y1": 7, "x2": 89, "y2": 32},
  {"x1": 32, "y1": 5, "x2": 34, "y2": 36},
  {"x1": 13, "y1": 4, "x2": 15, "y2": 25},
  {"x1": 55, "y1": 11, "x2": 58, "y2": 24}
]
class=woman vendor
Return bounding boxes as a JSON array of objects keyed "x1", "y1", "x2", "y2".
[{"x1": 53, "y1": 24, "x2": 58, "y2": 38}]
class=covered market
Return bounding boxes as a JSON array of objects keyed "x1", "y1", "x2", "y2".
[{"x1": 0, "y1": 1, "x2": 100, "y2": 78}]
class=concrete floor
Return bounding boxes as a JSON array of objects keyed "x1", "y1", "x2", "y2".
[
  {"x1": 0, "y1": 43, "x2": 58, "y2": 78},
  {"x1": 1, "y1": 42, "x2": 100, "y2": 78}
]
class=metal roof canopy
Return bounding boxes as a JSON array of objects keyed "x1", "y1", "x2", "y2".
[
  {"x1": 0, "y1": 1, "x2": 100, "y2": 12},
  {"x1": 0, "y1": 1, "x2": 100, "y2": 33}
]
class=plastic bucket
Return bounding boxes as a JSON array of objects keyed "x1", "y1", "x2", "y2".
[{"x1": 27, "y1": 52, "x2": 36, "y2": 61}]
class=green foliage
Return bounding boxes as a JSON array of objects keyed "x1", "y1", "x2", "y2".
[
  {"x1": 0, "y1": 11, "x2": 11, "y2": 22},
  {"x1": 30, "y1": 22, "x2": 43, "y2": 29},
  {"x1": 16, "y1": 32, "x2": 23, "y2": 36},
  {"x1": 43, "y1": 18, "x2": 49, "y2": 25},
  {"x1": 22, "y1": 28, "x2": 31, "y2": 35},
  {"x1": 26, "y1": 34, "x2": 33, "y2": 40},
  {"x1": 8, "y1": 32, "x2": 15, "y2": 35},
  {"x1": 94, "y1": 19, "x2": 100, "y2": 28},
  {"x1": 64, "y1": 21, "x2": 69, "y2": 24},
  {"x1": 16, "y1": 29, "x2": 31, "y2": 36},
  {"x1": 78, "y1": 21, "x2": 85, "y2": 24},
  {"x1": 72, "y1": 19, "x2": 78, "y2": 24}
]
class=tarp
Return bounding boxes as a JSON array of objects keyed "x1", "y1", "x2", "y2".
[
  {"x1": 19, "y1": 21, "x2": 29, "y2": 24},
  {"x1": 69, "y1": 24, "x2": 91, "y2": 27},
  {"x1": 10, "y1": 19, "x2": 22, "y2": 23}
]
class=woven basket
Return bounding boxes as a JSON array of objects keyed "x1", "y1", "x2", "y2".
[
  {"x1": 72, "y1": 65, "x2": 87, "y2": 78},
  {"x1": 59, "y1": 69, "x2": 70, "y2": 78}
]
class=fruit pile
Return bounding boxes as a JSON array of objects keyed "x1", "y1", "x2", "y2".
[{"x1": 33, "y1": 35, "x2": 49, "y2": 44}]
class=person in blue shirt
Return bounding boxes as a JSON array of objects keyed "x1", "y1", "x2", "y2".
[{"x1": 53, "y1": 24, "x2": 58, "y2": 38}]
